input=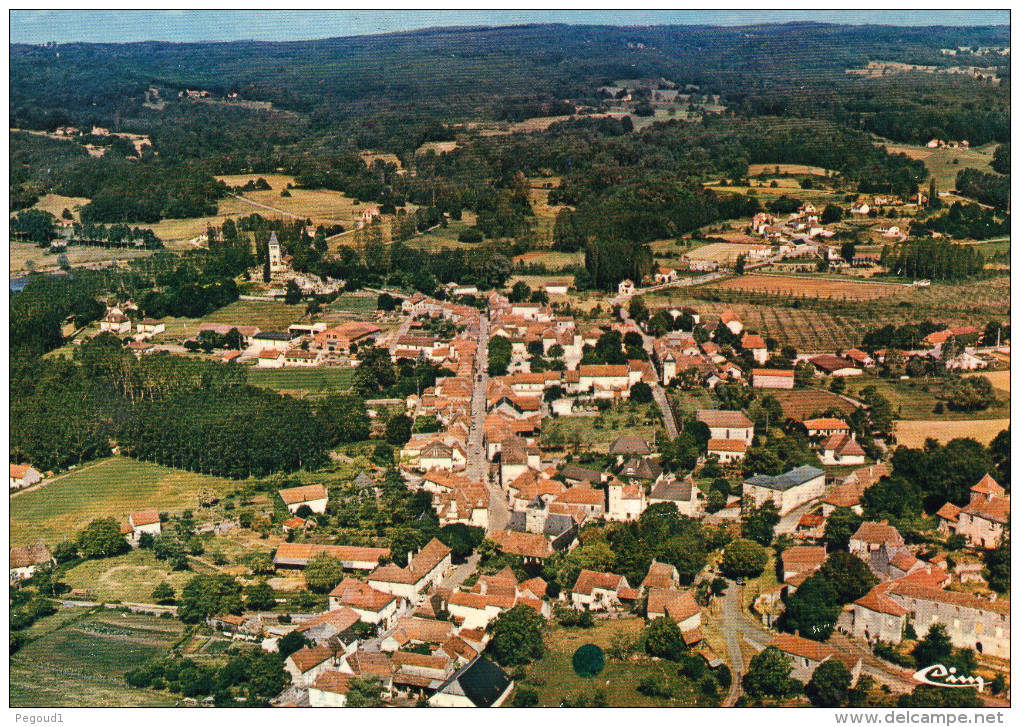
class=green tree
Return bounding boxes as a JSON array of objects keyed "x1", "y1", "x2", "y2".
[
  {"x1": 152, "y1": 582, "x2": 176, "y2": 605},
  {"x1": 317, "y1": 393, "x2": 370, "y2": 445},
  {"x1": 277, "y1": 630, "x2": 309, "y2": 658},
  {"x1": 284, "y1": 280, "x2": 302, "y2": 305},
  {"x1": 897, "y1": 685, "x2": 981, "y2": 708},
  {"x1": 742, "y1": 502, "x2": 780, "y2": 546},
  {"x1": 821, "y1": 205, "x2": 844, "y2": 224},
  {"x1": 823, "y1": 507, "x2": 863, "y2": 552},
  {"x1": 303, "y1": 553, "x2": 346, "y2": 594},
  {"x1": 177, "y1": 574, "x2": 242, "y2": 623},
  {"x1": 76, "y1": 518, "x2": 128, "y2": 559},
  {"x1": 385, "y1": 413, "x2": 413, "y2": 445},
  {"x1": 245, "y1": 581, "x2": 277, "y2": 610},
  {"x1": 743, "y1": 646, "x2": 800, "y2": 700},
  {"x1": 644, "y1": 616, "x2": 688, "y2": 661},
  {"x1": 781, "y1": 574, "x2": 840, "y2": 641},
  {"x1": 487, "y1": 604, "x2": 545, "y2": 667},
  {"x1": 912, "y1": 624, "x2": 953, "y2": 669},
  {"x1": 984, "y1": 530, "x2": 1009, "y2": 594},
  {"x1": 819, "y1": 551, "x2": 877, "y2": 604},
  {"x1": 720, "y1": 538, "x2": 768, "y2": 578},
  {"x1": 806, "y1": 658, "x2": 853, "y2": 707},
  {"x1": 512, "y1": 685, "x2": 540, "y2": 707},
  {"x1": 629, "y1": 382, "x2": 653, "y2": 403},
  {"x1": 437, "y1": 523, "x2": 485, "y2": 559},
  {"x1": 628, "y1": 296, "x2": 648, "y2": 323}
]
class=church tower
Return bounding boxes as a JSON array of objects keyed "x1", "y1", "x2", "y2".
[{"x1": 267, "y1": 231, "x2": 284, "y2": 273}]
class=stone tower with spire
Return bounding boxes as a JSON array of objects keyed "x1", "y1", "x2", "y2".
[{"x1": 267, "y1": 231, "x2": 285, "y2": 273}]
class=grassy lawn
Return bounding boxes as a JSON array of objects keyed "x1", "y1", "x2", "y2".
[
  {"x1": 201, "y1": 299, "x2": 306, "y2": 332},
  {"x1": 247, "y1": 365, "x2": 355, "y2": 396},
  {"x1": 328, "y1": 292, "x2": 378, "y2": 315},
  {"x1": 517, "y1": 617, "x2": 703, "y2": 707},
  {"x1": 668, "y1": 388, "x2": 719, "y2": 419},
  {"x1": 542, "y1": 401, "x2": 664, "y2": 453},
  {"x1": 884, "y1": 142, "x2": 998, "y2": 190},
  {"x1": 10, "y1": 241, "x2": 155, "y2": 275},
  {"x1": 62, "y1": 549, "x2": 202, "y2": 603},
  {"x1": 10, "y1": 608, "x2": 183, "y2": 707},
  {"x1": 10, "y1": 457, "x2": 241, "y2": 546}
]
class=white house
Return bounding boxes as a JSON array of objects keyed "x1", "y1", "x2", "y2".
[
  {"x1": 696, "y1": 410, "x2": 754, "y2": 443},
  {"x1": 10, "y1": 463, "x2": 42, "y2": 490},
  {"x1": 820, "y1": 433, "x2": 866, "y2": 466},
  {"x1": 544, "y1": 281, "x2": 570, "y2": 296},
  {"x1": 309, "y1": 670, "x2": 355, "y2": 707},
  {"x1": 617, "y1": 279, "x2": 635, "y2": 296},
  {"x1": 752, "y1": 368, "x2": 795, "y2": 389},
  {"x1": 367, "y1": 538, "x2": 453, "y2": 604},
  {"x1": 127, "y1": 510, "x2": 162, "y2": 544},
  {"x1": 571, "y1": 570, "x2": 637, "y2": 611},
  {"x1": 10, "y1": 544, "x2": 55, "y2": 581},
  {"x1": 329, "y1": 578, "x2": 404, "y2": 630},
  {"x1": 135, "y1": 319, "x2": 166, "y2": 339},
  {"x1": 719, "y1": 310, "x2": 743, "y2": 335},
  {"x1": 606, "y1": 478, "x2": 646, "y2": 521},
  {"x1": 743, "y1": 465, "x2": 826, "y2": 515},
  {"x1": 257, "y1": 349, "x2": 285, "y2": 368},
  {"x1": 707, "y1": 438, "x2": 747, "y2": 463},
  {"x1": 278, "y1": 484, "x2": 329, "y2": 514}
]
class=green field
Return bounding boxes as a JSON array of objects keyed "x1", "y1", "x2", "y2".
[
  {"x1": 10, "y1": 457, "x2": 241, "y2": 546},
  {"x1": 247, "y1": 365, "x2": 355, "y2": 395},
  {"x1": 62, "y1": 548, "x2": 204, "y2": 603},
  {"x1": 885, "y1": 142, "x2": 999, "y2": 191},
  {"x1": 843, "y1": 374, "x2": 1010, "y2": 421},
  {"x1": 541, "y1": 401, "x2": 664, "y2": 453},
  {"x1": 10, "y1": 608, "x2": 183, "y2": 707},
  {"x1": 201, "y1": 299, "x2": 306, "y2": 332},
  {"x1": 518, "y1": 617, "x2": 705, "y2": 707},
  {"x1": 329, "y1": 292, "x2": 379, "y2": 315}
]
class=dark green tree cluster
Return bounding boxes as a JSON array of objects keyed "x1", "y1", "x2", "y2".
[{"x1": 125, "y1": 650, "x2": 288, "y2": 705}]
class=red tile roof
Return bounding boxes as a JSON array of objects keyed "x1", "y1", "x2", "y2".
[{"x1": 278, "y1": 484, "x2": 327, "y2": 505}]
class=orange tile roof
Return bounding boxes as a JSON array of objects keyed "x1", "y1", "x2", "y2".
[
  {"x1": 707, "y1": 438, "x2": 747, "y2": 453},
  {"x1": 753, "y1": 368, "x2": 794, "y2": 378},
  {"x1": 275, "y1": 542, "x2": 390, "y2": 566},
  {"x1": 489, "y1": 530, "x2": 553, "y2": 560},
  {"x1": 288, "y1": 643, "x2": 334, "y2": 673},
  {"x1": 329, "y1": 578, "x2": 397, "y2": 611},
  {"x1": 278, "y1": 484, "x2": 327, "y2": 505},
  {"x1": 310, "y1": 670, "x2": 354, "y2": 695},
  {"x1": 572, "y1": 570, "x2": 627, "y2": 596},
  {"x1": 130, "y1": 509, "x2": 161, "y2": 526},
  {"x1": 641, "y1": 561, "x2": 678, "y2": 591},
  {"x1": 890, "y1": 582, "x2": 1010, "y2": 615},
  {"x1": 971, "y1": 473, "x2": 1005, "y2": 496},
  {"x1": 803, "y1": 418, "x2": 849, "y2": 430},
  {"x1": 369, "y1": 538, "x2": 451, "y2": 585},
  {"x1": 854, "y1": 583, "x2": 908, "y2": 616},
  {"x1": 852, "y1": 521, "x2": 903, "y2": 545},
  {"x1": 554, "y1": 486, "x2": 604, "y2": 506},
  {"x1": 296, "y1": 607, "x2": 360, "y2": 635},
  {"x1": 9, "y1": 464, "x2": 33, "y2": 479},
  {"x1": 647, "y1": 588, "x2": 700, "y2": 622},
  {"x1": 781, "y1": 546, "x2": 826, "y2": 574},
  {"x1": 769, "y1": 633, "x2": 838, "y2": 663},
  {"x1": 935, "y1": 502, "x2": 961, "y2": 522}
]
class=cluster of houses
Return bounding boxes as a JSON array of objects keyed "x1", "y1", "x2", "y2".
[{"x1": 748, "y1": 469, "x2": 1011, "y2": 662}]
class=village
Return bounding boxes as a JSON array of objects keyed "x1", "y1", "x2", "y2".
[{"x1": 10, "y1": 224, "x2": 1011, "y2": 707}]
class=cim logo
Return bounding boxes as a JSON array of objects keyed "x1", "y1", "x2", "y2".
[{"x1": 912, "y1": 664, "x2": 985, "y2": 692}]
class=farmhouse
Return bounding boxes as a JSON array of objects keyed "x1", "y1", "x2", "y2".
[
  {"x1": 329, "y1": 578, "x2": 404, "y2": 630},
  {"x1": 10, "y1": 544, "x2": 55, "y2": 581},
  {"x1": 127, "y1": 509, "x2": 162, "y2": 544},
  {"x1": 308, "y1": 670, "x2": 356, "y2": 707},
  {"x1": 939, "y1": 474, "x2": 1010, "y2": 548},
  {"x1": 278, "y1": 484, "x2": 329, "y2": 514},
  {"x1": 315, "y1": 321, "x2": 382, "y2": 353},
  {"x1": 648, "y1": 478, "x2": 703, "y2": 517},
  {"x1": 257, "y1": 349, "x2": 284, "y2": 368},
  {"x1": 570, "y1": 570, "x2": 638, "y2": 611},
  {"x1": 803, "y1": 418, "x2": 850, "y2": 438},
  {"x1": 9, "y1": 463, "x2": 42, "y2": 490},
  {"x1": 809, "y1": 355, "x2": 862, "y2": 377},
  {"x1": 135, "y1": 319, "x2": 166, "y2": 338},
  {"x1": 743, "y1": 465, "x2": 826, "y2": 515},
  {"x1": 820, "y1": 432, "x2": 866, "y2": 465},
  {"x1": 608, "y1": 434, "x2": 652, "y2": 461},
  {"x1": 767, "y1": 633, "x2": 861, "y2": 685},
  {"x1": 578, "y1": 364, "x2": 632, "y2": 399},
  {"x1": 274, "y1": 542, "x2": 390, "y2": 571},
  {"x1": 752, "y1": 368, "x2": 794, "y2": 389},
  {"x1": 367, "y1": 538, "x2": 453, "y2": 604},
  {"x1": 252, "y1": 331, "x2": 294, "y2": 352},
  {"x1": 544, "y1": 280, "x2": 571, "y2": 296},
  {"x1": 707, "y1": 438, "x2": 747, "y2": 463},
  {"x1": 719, "y1": 310, "x2": 743, "y2": 335},
  {"x1": 646, "y1": 588, "x2": 701, "y2": 631},
  {"x1": 781, "y1": 546, "x2": 826, "y2": 581},
  {"x1": 696, "y1": 410, "x2": 754, "y2": 443},
  {"x1": 740, "y1": 333, "x2": 768, "y2": 364}
]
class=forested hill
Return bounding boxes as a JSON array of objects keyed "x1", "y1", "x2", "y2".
[{"x1": 11, "y1": 23, "x2": 1009, "y2": 139}]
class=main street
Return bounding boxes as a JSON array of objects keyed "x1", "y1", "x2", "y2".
[{"x1": 467, "y1": 315, "x2": 510, "y2": 533}]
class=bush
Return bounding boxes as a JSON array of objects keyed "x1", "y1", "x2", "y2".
[
  {"x1": 457, "y1": 228, "x2": 484, "y2": 243},
  {"x1": 512, "y1": 685, "x2": 539, "y2": 707}
]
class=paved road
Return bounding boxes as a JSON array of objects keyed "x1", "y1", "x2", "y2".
[
  {"x1": 719, "y1": 580, "x2": 746, "y2": 706},
  {"x1": 617, "y1": 305, "x2": 679, "y2": 440},
  {"x1": 467, "y1": 316, "x2": 510, "y2": 533},
  {"x1": 774, "y1": 496, "x2": 826, "y2": 536},
  {"x1": 229, "y1": 193, "x2": 305, "y2": 219}
]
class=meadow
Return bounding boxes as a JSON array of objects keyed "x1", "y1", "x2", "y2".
[
  {"x1": 519, "y1": 617, "x2": 704, "y2": 707},
  {"x1": 61, "y1": 548, "x2": 206, "y2": 603},
  {"x1": 10, "y1": 608, "x2": 184, "y2": 707},
  {"x1": 541, "y1": 401, "x2": 664, "y2": 453},
  {"x1": 247, "y1": 366, "x2": 356, "y2": 396},
  {"x1": 843, "y1": 375, "x2": 1009, "y2": 422},
  {"x1": 884, "y1": 142, "x2": 999, "y2": 190},
  {"x1": 10, "y1": 457, "x2": 241, "y2": 546},
  {"x1": 893, "y1": 418, "x2": 1010, "y2": 448}
]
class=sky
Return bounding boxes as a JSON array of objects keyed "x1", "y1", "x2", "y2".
[{"x1": 9, "y1": 9, "x2": 1010, "y2": 45}]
